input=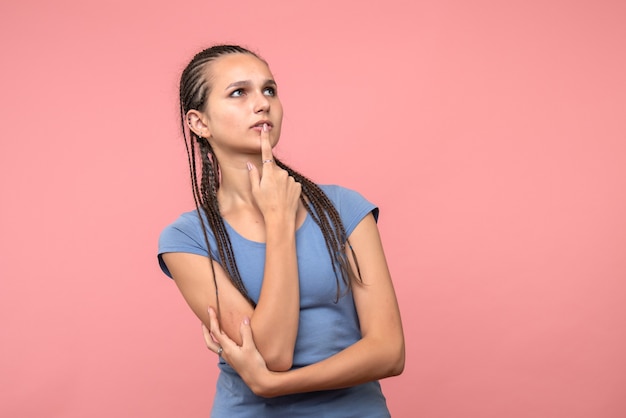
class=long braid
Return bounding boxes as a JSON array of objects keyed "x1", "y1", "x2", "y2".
[
  {"x1": 179, "y1": 45, "x2": 362, "y2": 308},
  {"x1": 275, "y1": 158, "x2": 362, "y2": 301},
  {"x1": 197, "y1": 136, "x2": 254, "y2": 305},
  {"x1": 179, "y1": 104, "x2": 225, "y2": 315}
]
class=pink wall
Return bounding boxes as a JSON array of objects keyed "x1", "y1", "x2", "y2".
[{"x1": 1, "y1": 1, "x2": 625, "y2": 417}]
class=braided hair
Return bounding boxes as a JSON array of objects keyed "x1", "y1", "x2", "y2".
[{"x1": 178, "y1": 45, "x2": 361, "y2": 308}]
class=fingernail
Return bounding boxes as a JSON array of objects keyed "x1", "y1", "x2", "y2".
[
  {"x1": 262, "y1": 123, "x2": 268, "y2": 132},
  {"x1": 246, "y1": 162, "x2": 253, "y2": 171},
  {"x1": 243, "y1": 317, "x2": 250, "y2": 325}
]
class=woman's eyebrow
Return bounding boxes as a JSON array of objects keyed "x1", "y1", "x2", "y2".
[
  {"x1": 224, "y1": 79, "x2": 276, "y2": 90},
  {"x1": 225, "y1": 80, "x2": 251, "y2": 90}
]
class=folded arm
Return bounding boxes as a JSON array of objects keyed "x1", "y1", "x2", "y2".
[
  {"x1": 162, "y1": 214, "x2": 299, "y2": 371},
  {"x1": 207, "y1": 212, "x2": 405, "y2": 396}
]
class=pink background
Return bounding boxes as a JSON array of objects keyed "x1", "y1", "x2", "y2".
[{"x1": 1, "y1": 1, "x2": 625, "y2": 417}]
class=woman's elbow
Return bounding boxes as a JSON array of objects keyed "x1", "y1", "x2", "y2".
[
  {"x1": 385, "y1": 339, "x2": 405, "y2": 377},
  {"x1": 390, "y1": 347, "x2": 405, "y2": 376},
  {"x1": 264, "y1": 352, "x2": 293, "y2": 372}
]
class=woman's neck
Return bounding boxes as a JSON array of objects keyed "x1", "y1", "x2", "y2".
[{"x1": 215, "y1": 155, "x2": 262, "y2": 213}]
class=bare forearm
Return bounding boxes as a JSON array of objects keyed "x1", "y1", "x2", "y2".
[
  {"x1": 256, "y1": 334, "x2": 405, "y2": 397},
  {"x1": 241, "y1": 129, "x2": 303, "y2": 370},
  {"x1": 206, "y1": 213, "x2": 405, "y2": 396},
  {"x1": 250, "y1": 219, "x2": 299, "y2": 370}
]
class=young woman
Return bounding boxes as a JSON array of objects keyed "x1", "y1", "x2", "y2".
[{"x1": 158, "y1": 45, "x2": 405, "y2": 417}]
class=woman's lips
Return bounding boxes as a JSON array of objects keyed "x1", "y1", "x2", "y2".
[{"x1": 251, "y1": 121, "x2": 273, "y2": 131}]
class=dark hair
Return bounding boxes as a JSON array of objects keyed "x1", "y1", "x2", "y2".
[{"x1": 178, "y1": 44, "x2": 361, "y2": 309}]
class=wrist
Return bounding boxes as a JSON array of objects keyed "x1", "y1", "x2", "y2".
[
  {"x1": 264, "y1": 218, "x2": 297, "y2": 239},
  {"x1": 263, "y1": 212, "x2": 296, "y2": 227}
]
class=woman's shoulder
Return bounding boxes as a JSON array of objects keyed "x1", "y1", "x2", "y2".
[
  {"x1": 159, "y1": 209, "x2": 212, "y2": 251},
  {"x1": 157, "y1": 209, "x2": 212, "y2": 278},
  {"x1": 318, "y1": 184, "x2": 375, "y2": 209},
  {"x1": 163, "y1": 209, "x2": 202, "y2": 231},
  {"x1": 317, "y1": 184, "x2": 379, "y2": 232},
  {"x1": 318, "y1": 184, "x2": 367, "y2": 203}
]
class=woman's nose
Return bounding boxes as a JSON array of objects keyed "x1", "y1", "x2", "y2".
[{"x1": 254, "y1": 93, "x2": 270, "y2": 113}]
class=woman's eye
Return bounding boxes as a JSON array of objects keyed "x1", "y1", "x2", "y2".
[
  {"x1": 230, "y1": 89, "x2": 244, "y2": 97},
  {"x1": 263, "y1": 87, "x2": 276, "y2": 96}
]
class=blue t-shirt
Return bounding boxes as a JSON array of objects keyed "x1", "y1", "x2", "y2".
[{"x1": 158, "y1": 185, "x2": 389, "y2": 417}]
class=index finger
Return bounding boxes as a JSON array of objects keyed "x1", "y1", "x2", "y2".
[{"x1": 260, "y1": 123, "x2": 274, "y2": 165}]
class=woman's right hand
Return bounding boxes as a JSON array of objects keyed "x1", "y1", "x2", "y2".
[
  {"x1": 247, "y1": 123, "x2": 301, "y2": 223},
  {"x1": 203, "y1": 307, "x2": 278, "y2": 397}
]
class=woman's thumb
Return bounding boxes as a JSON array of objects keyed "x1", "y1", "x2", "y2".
[{"x1": 239, "y1": 316, "x2": 255, "y2": 347}]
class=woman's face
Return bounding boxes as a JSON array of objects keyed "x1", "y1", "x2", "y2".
[{"x1": 201, "y1": 53, "x2": 283, "y2": 157}]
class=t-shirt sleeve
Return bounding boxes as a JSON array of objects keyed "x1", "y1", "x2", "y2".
[
  {"x1": 157, "y1": 212, "x2": 214, "y2": 278},
  {"x1": 321, "y1": 185, "x2": 379, "y2": 237}
]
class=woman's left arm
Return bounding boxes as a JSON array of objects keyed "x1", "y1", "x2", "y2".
[{"x1": 206, "y1": 212, "x2": 405, "y2": 397}]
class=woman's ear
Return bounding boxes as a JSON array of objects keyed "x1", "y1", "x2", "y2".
[{"x1": 186, "y1": 110, "x2": 210, "y2": 138}]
